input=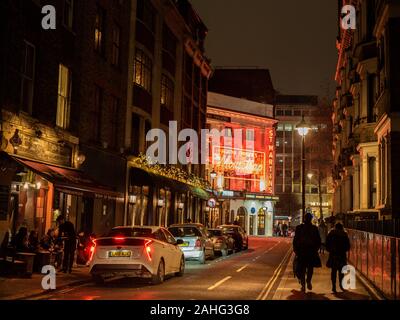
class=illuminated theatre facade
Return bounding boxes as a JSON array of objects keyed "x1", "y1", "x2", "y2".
[{"x1": 206, "y1": 92, "x2": 277, "y2": 236}]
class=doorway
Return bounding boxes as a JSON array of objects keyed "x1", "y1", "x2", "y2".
[{"x1": 249, "y1": 215, "x2": 255, "y2": 235}]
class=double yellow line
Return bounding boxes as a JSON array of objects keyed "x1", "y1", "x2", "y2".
[{"x1": 256, "y1": 248, "x2": 293, "y2": 300}]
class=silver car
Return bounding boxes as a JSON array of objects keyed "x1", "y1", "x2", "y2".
[{"x1": 168, "y1": 223, "x2": 214, "y2": 264}]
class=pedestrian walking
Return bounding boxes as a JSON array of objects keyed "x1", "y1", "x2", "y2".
[
  {"x1": 326, "y1": 222, "x2": 350, "y2": 293},
  {"x1": 57, "y1": 215, "x2": 77, "y2": 273},
  {"x1": 282, "y1": 223, "x2": 288, "y2": 237},
  {"x1": 293, "y1": 213, "x2": 321, "y2": 292},
  {"x1": 318, "y1": 219, "x2": 328, "y2": 254}
]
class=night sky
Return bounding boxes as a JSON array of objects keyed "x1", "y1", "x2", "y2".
[{"x1": 191, "y1": 0, "x2": 338, "y2": 99}]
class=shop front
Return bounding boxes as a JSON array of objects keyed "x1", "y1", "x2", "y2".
[
  {"x1": 0, "y1": 152, "x2": 124, "y2": 240},
  {"x1": 229, "y1": 195, "x2": 276, "y2": 237},
  {"x1": 127, "y1": 157, "x2": 210, "y2": 228}
]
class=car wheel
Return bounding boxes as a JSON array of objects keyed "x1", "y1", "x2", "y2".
[
  {"x1": 198, "y1": 250, "x2": 206, "y2": 264},
  {"x1": 152, "y1": 260, "x2": 165, "y2": 285},
  {"x1": 92, "y1": 274, "x2": 104, "y2": 285},
  {"x1": 176, "y1": 256, "x2": 185, "y2": 277}
]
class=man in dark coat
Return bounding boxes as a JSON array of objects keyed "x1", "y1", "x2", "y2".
[
  {"x1": 57, "y1": 215, "x2": 77, "y2": 273},
  {"x1": 326, "y1": 222, "x2": 350, "y2": 293},
  {"x1": 293, "y1": 213, "x2": 321, "y2": 292}
]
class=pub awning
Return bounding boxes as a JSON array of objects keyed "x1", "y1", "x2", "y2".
[
  {"x1": 130, "y1": 167, "x2": 210, "y2": 200},
  {"x1": 9, "y1": 154, "x2": 123, "y2": 200}
]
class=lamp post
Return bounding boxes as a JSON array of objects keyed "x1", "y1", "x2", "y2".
[
  {"x1": 210, "y1": 170, "x2": 217, "y2": 227},
  {"x1": 307, "y1": 172, "x2": 313, "y2": 207},
  {"x1": 296, "y1": 116, "x2": 310, "y2": 223}
]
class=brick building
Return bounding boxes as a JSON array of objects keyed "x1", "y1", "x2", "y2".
[{"x1": 0, "y1": 0, "x2": 212, "y2": 242}]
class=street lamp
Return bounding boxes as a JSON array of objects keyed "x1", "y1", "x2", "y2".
[
  {"x1": 210, "y1": 170, "x2": 217, "y2": 227},
  {"x1": 296, "y1": 116, "x2": 310, "y2": 223}
]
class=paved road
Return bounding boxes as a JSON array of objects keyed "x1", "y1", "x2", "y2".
[{"x1": 35, "y1": 237, "x2": 293, "y2": 300}]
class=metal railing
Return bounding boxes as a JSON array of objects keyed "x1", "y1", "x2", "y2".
[{"x1": 346, "y1": 228, "x2": 400, "y2": 300}]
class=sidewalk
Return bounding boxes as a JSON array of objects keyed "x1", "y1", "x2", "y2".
[
  {"x1": 0, "y1": 265, "x2": 92, "y2": 300},
  {"x1": 272, "y1": 252, "x2": 383, "y2": 300}
]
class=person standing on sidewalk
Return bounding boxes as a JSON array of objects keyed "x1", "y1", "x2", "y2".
[
  {"x1": 318, "y1": 219, "x2": 328, "y2": 254},
  {"x1": 57, "y1": 215, "x2": 77, "y2": 274},
  {"x1": 326, "y1": 222, "x2": 350, "y2": 293},
  {"x1": 293, "y1": 213, "x2": 322, "y2": 292}
]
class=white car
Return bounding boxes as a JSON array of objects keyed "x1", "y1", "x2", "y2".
[
  {"x1": 89, "y1": 226, "x2": 185, "y2": 285},
  {"x1": 168, "y1": 223, "x2": 214, "y2": 264}
]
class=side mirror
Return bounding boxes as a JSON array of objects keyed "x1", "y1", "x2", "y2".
[{"x1": 176, "y1": 239, "x2": 184, "y2": 245}]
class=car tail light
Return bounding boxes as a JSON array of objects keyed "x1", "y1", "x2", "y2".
[
  {"x1": 88, "y1": 240, "x2": 96, "y2": 262},
  {"x1": 195, "y1": 239, "x2": 201, "y2": 249},
  {"x1": 144, "y1": 239, "x2": 153, "y2": 261},
  {"x1": 114, "y1": 237, "x2": 125, "y2": 242}
]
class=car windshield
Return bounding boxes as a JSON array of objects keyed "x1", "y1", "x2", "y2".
[
  {"x1": 208, "y1": 229, "x2": 222, "y2": 237},
  {"x1": 169, "y1": 227, "x2": 202, "y2": 238},
  {"x1": 107, "y1": 228, "x2": 153, "y2": 238}
]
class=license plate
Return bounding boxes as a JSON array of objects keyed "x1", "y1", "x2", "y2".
[
  {"x1": 109, "y1": 250, "x2": 131, "y2": 258},
  {"x1": 178, "y1": 242, "x2": 189, "y2": 247}
]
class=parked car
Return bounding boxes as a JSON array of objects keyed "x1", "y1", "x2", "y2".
[
  {"x1": 89, "y1": 226, "x2": 185, "y2": 285},
  {"x1": 217, "y1": 225, "x2": 249, "y2": 251},
  {"x1": 207, "y1": 228, "x2": 235, "y2": 256},
  {"x1": 168, "y1": 223, "x2": 214, "y2": 264}
]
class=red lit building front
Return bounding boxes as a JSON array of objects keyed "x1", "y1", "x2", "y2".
[{"x1": 206, "y1": 92, "x2": 277, "y2": 236}]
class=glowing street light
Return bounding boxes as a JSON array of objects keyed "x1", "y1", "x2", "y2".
[{"x1": 296, "y1": 116, "x2": 310, "y2": 223}]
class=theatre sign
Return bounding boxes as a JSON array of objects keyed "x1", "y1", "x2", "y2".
[{"x1": 206, "y1": 92, "x2": 277, "y2": 236}]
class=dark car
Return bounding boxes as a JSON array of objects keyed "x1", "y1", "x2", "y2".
[
  {"x1": 217, "y1": 225, "x2": 249, "y2": 251},
  {"x1": 207, "y1": 228, "x2": 235, "y2": 256}
]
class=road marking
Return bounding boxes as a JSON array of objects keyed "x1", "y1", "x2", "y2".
[
  {"x1": 263, "y1": 241, "x2": 280, "y2": 254},
  {"x1": 256, "y1": 247, "x2": 292, "y2": 300},
  {"x1": 207, "y1": 276, "x2": 232, "y2": 290},
  {"x1": 236, "y1": 264, "x2": 249, "y2": 273}
]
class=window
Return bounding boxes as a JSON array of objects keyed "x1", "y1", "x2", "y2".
[
  {"x1": 93, "y1": 85, "x2": 103, "y2": 141},
  {"x1": 153, "y1": 230, "x2": 167, "y2": 242},
  {"x1": 111, "y1": 24, "x2": 120, "y2": 66},
  {"x1": 369, "y1": 157, "x2": 377, "y2": 208},
  {"x1": 56, "y1": 64, "x2": 71, "y2": 129},
  {"x1": 160, "y1": 74, "x2": 174, "y2": 110},
  {"x1": 110, "y1": 96, "x2": 119, "y2": 148},
  {"x1": 131, "y1": 113, "x2": 141, "y2": 156},
  {"x1": 294, "y1": 110, "x2": 301, "y2": 116},
  {"x1": 276, "y1": 109, "x2": 284, "y2": 116},
  {"x1": 94, "y1": 6, "x2": 105, "y2": 55},
  {"x1": 21, "y1": 41, "x2": 35, "y2": 114},
  {"x1": 136, "y1": 0, "x2": 155, "y2": 32},
  {"x1": 162, "y1": 229, "x2": 176, "y2": 244},
  {"x1": 284, "y1": 109, "x2": 292, "y2": 116},
  {"x1": 224, "y1": 127, "x2": 232, "y2": 137},
  {"x1": 284, "y1": 124, "x2": 292, "y2": 131},
  {"x1": 162, "y1": 24, "x2": 177, "y2": 60},
  {"x1": 368, "y1": 73, "x2": 377, "y2": 122},
  {"x1": 246, "y1": 129, "x2": 255, "y2": 141},
  {"x1": 63, "y1": 0, "x2": 74, "y2": 29},
  {"x1": 134, "y1": 49, "x2": 152, "y2": 92}
]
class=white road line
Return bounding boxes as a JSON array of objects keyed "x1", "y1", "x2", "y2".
[
  {"x1": 263, "y1": 241, "x2": 280, "y2": 254},
  {"x1": 236, "y1": 264, "x2": 249, "y2": 273},
  {"x1": 207, "y1": 276, "x2": 232, "y2": 291}
]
